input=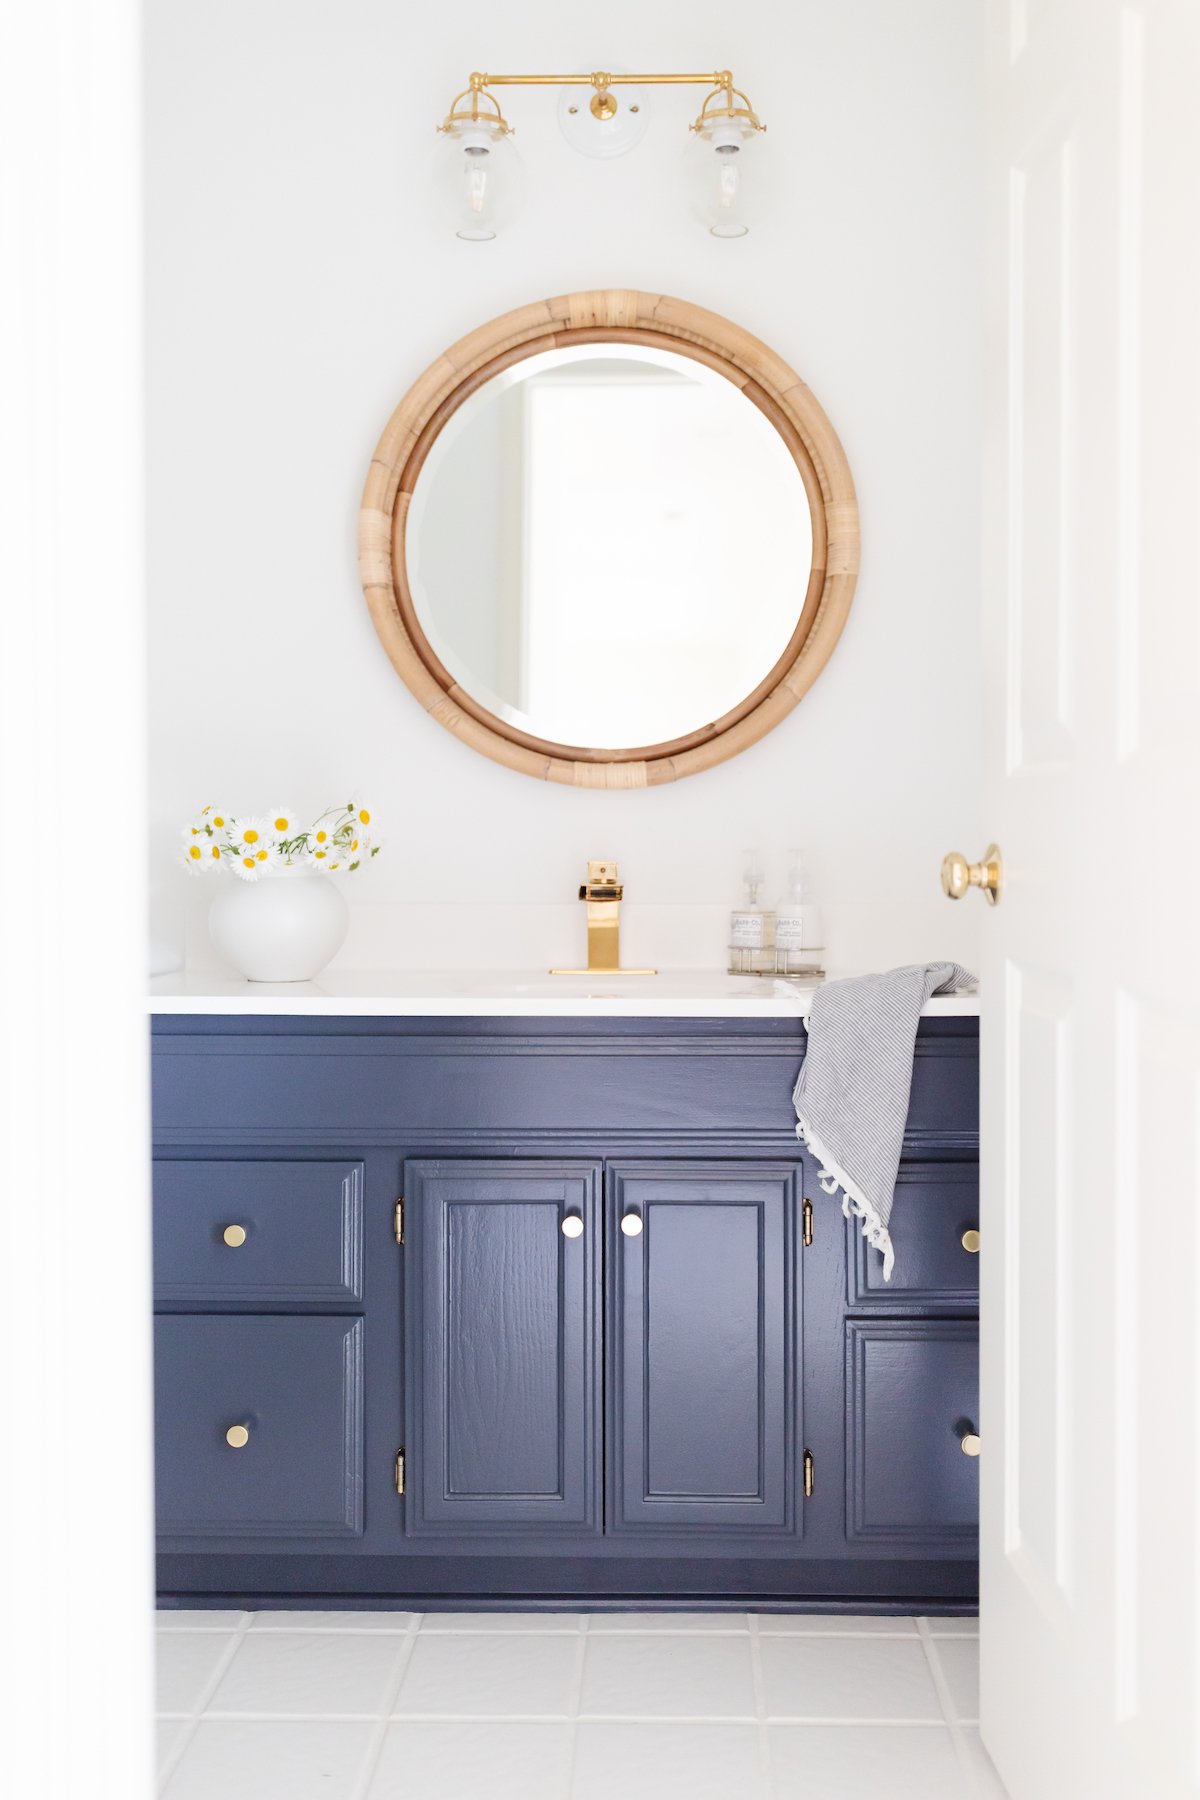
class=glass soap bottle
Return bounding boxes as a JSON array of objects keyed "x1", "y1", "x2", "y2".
[
  {"x1": 729, "y1": 849, "x2": 774, "y2": 971},
  {"x1": 773, "y1": 849, "x2": 825, "y2": 976}
]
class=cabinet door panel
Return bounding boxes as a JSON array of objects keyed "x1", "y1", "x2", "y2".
[
  {"x1": 610, "y1": 1162, "x2": 798, "y2": 1534},
  {"x1": 405, "y1": 1160, "x2": 600, "y2": 1535},
  {"x1": 845, "y1": 1319, "x2": 978, "y2": 1547},
  {"x1": 155, "y1": 1315, "x2": 363, "y2": 1538}
]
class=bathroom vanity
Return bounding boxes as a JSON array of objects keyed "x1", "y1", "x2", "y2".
[{"x1": 151, "y1": 979, "x2": 979, "y2": 1613}]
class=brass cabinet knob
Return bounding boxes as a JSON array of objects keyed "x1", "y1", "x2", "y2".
[
  {"x1": 225, "y1": 1424, "x2": 250, "y2": 1449},
  {"x1": 560, "y1": 1214, "x2": 584, "y2": 1239},
  {"x1": 620, "y1": 1211, "x2": 644, "y2": 1237},
  {"x1": 941, "y1": 844, "x2": 1003, "y2": 905},
  {"x1": 222, "y1": 1224, "x2": 247, "y2": 1247},
  {"x1": 959, "y1": 1427, "x2": 981, "y2": 1457},
  {"x1": 961, "y1": 1228, "x2": 981, "y2": 1254}
]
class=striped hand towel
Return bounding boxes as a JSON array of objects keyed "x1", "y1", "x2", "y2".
[{"x1": 791, "y1": 962, "x2": 976, "y2": 1279}]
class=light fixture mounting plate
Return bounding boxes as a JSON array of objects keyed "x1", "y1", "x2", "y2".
[{"x1": 557, "y1": 80, "x2": 652, "y2": 159}]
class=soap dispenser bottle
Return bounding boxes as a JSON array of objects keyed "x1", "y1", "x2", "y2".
[
  {"x1": 773, "y1": 848, "x2": 825, "y2": 974},
  {"x1": 729, "y1": 849, "x2": 774, "y2": 970}
]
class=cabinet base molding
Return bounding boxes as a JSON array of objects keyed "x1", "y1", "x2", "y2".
[{"x1": 157, "y1": 1553, "x2": 978, "y2": 1611}]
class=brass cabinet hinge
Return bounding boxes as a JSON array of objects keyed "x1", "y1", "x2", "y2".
[
  {"x1": 394, "y1": 1449, "x2": 406, "y2": 1495},
  {"x1": 802, "y1": 1197, "x2": 813, "y2": 1247},
  {"x1": 803, "y1": 1449, "x2": 814, "y2": 1497},
  {"x1": 394, "y1": 1198, "x2": 404, "y2": 1245}
]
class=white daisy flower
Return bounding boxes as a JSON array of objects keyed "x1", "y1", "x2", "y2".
[
  {"x1": 266, "y1": 806, "x2": 298, "y2": 842},
  {"x1": 230, "y1": 846, "x2": 264, "y2": 880},
  {"x1": 348, "y1": 801, "x2": 374, "y2": 834},
  {"x1": 181, "y1": 833, "x2": 222, "y2": 871},
  {"x1": 200, "y1": 806, "x2": 232, "y2": 834},
  {"x1": 230, "y1": 815, "x2": 276, "y2": 858}
]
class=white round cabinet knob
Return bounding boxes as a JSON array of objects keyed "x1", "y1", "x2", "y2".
[
  {"x1": 560, "y1": 1215, "x2": 584, "y2": 1239},
  {"x1": 620, "y1": 1212, "x2": 643, "y2": 1237}
]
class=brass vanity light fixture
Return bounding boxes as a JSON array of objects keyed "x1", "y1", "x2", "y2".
[{"x1": 436, "y1": 69, "x2": 766, "y2": 239}]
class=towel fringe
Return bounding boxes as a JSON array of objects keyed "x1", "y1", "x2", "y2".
[{"x1": 795, "y1": 1115, "x2": 895, "y2": 1281}]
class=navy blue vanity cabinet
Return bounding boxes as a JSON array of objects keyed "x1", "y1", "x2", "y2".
[
  {"x1": 152, "y1": 1014, "x2": 979, "y2": 1612},
  {"x1": 403, "y1": 1161, "x2": 602, "y2": 1535}
]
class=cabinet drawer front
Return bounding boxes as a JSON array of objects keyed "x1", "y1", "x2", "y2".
[
  {"x1": 155, "y1": 1315, "x2": 363, "y2": 1538},
  {"x1": 405, "y1": 1161, "x2": 601, "y2": 1535},
  {"x1": 610, "y1": 1162, "x2": 798, "y2": 1535},
  {"x1": 846, "y1": 1163, "x2": 979, "y2": 1309},
  {"x1": 153, "y1": 1159, "x2": 363, "y2": 1306},
  {"x1": 845, "y1": 1320, "x2": 978, "y2": 1546}
]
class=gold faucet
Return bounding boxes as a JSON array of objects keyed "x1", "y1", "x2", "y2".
[{"x1": 550, "y1": 860, "x2": 656, "y2": 976}]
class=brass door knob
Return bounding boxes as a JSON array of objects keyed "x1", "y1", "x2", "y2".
[
  {"x1": 620, "y1": 1211, "x2": 643, "y2": 1237},
  {"x1": 941, "y1": 844, "x2": 1003, "y2": 905},
  {"x1": 225, "y1": 1424, "x2": 250, "y2": 1448},
  {"x1": 959, "y1": 1428, "x2": 981, "y2": 1457},
  {"x1": 222, "y1": 1224, "x2": 247, "y2": 1247},
  {"x1": 561, "y1": 1214, "x2": 584, "y2": 1239},
  {"x1": 961, "y1": 1228, "x2": 981, "y2": 1254}
]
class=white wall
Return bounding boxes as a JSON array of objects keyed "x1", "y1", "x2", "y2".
[{"x1": 146, "y1": 0, "x2": 984, "y2": 975}]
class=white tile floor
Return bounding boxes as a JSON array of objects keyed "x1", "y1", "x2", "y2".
[{"x1": 155, "y1": 1610, "x2": 1008, "y2": 1798}]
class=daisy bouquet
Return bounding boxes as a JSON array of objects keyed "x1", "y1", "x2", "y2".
[{"x1": 181, "y1": 802, "x2": 380, "y2": 880}]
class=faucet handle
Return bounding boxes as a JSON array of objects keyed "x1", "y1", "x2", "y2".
[{"x1": 580, "y1": 859, "x2": 622, "y2": 901}]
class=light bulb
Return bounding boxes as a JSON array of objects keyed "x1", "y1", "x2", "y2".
[
  {"x1": 460, "y1": 144, "x2": 494, "y2": 238},
  {"x1": 685, "y1": 119, "x2": 756, "y2": 238},
  {"x1": 438, "y1": 120, "x2": 522, "y2": 241},
  {"x1": 710, "y1": 143, "x2": 746, "y2": 237}
]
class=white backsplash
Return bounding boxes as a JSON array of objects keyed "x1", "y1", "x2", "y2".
[{"x1": 180, "y1": 895, "x2": 981, "y2": 981}]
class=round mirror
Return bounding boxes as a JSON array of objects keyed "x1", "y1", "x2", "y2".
[
  {"x1": 407, "y1": 344, "x2": 812, "y2": 751},
  {"x1": 360, "y1": 292, "x2": 859, "y2": 786}
]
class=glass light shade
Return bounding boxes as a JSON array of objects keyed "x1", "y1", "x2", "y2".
[
  {"x1": 438, "y1": 120, "x2": 522, "y2": 241},
  {"x1": 684, "y1": 120, "x2": 756, "y2": 238}
]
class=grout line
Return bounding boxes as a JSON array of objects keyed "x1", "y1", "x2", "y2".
[
  {"x1": 156, "y1": 1613, "x2": 249, "y2": 1632},
  {"x1": 417, "y1": 1627, "x2": 592, "y2": 1636},
  {"x1": 917, "y1": 1618, "x2": 979, "y2": 1793},
  {"x1": 348, "y1": 1613, "x2": 422, "y2": 1800},
  {"x1": 560, "y1": 1615, "x2": 590, "y2": 1798},
  {"x1": 404, "y1": 1626, "x2": 932, "y2": 1639},
  {"x1": 156, "y1": 1616, "x2": 252, "y2": 1797},
  {"x1": 751, "y1": 1629, "x2": 920, "y2": 1639},
  {"x1": 361, "y1": 1709, "x2": 945, "y2": 1725},
  {"x1": 748, "y1": 1615, "x2": 775, "y2": 1799},
  {"x1": 247, "y1": 1626, "x2": 422, "y2": 1636}
]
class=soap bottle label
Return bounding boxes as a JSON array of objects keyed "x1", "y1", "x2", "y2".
[
  {"x1": 774, "y1": 908, "x2": 807, "y2": 950},
  {"x1": 730, "y1": 910, "x2": 765, "y2": 948}
]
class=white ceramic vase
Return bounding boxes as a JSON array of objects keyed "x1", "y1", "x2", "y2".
[{"x1": 208, "y1": 867, "x2": 349, "y2": 982}]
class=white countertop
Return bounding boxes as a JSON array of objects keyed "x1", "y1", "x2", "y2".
[{"x1": 149, "y1": 969, "x2": 981, "y2": 1020}]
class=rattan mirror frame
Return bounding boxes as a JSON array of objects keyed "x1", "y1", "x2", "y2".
[{"x1": 358, "y1": 290, "x2": 859, "y2": 787}]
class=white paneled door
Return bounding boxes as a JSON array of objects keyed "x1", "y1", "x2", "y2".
[{"x1": 980, "y1": 2, "x2": 1200, "y2": 1795}]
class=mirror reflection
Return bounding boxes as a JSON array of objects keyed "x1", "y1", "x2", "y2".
[{"x1": 406, "y1": 344, "x2": 814, "y2": 751}]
